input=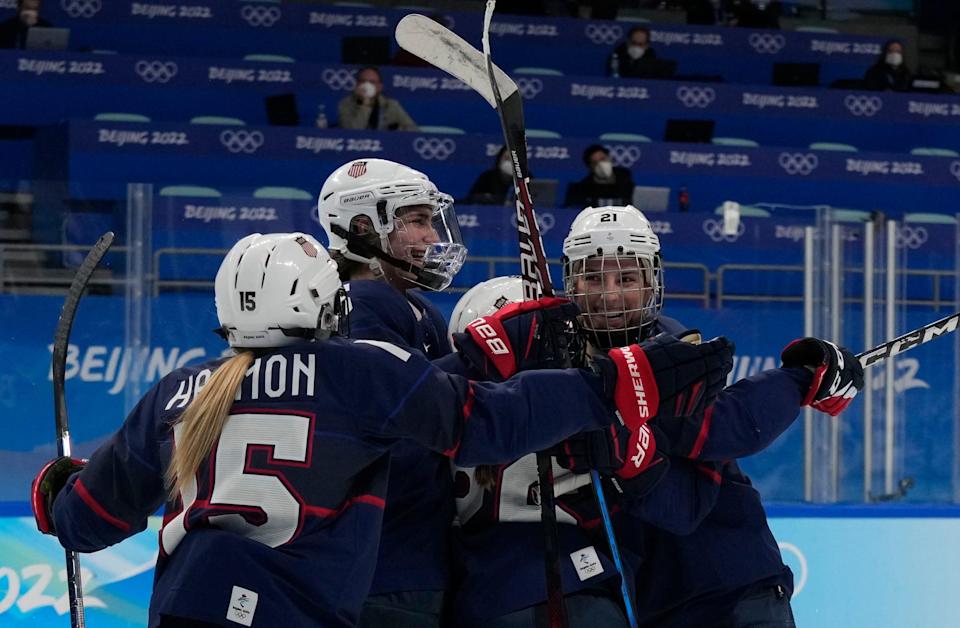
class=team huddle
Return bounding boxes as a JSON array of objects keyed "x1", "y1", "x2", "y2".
[{"x1": 31, "y1": 158, "x2": 864, "y2": 628}]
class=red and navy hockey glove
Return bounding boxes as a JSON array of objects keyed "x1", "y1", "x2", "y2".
[
  {"x1": 31, "y1": 456, "x2": 85, "y2": 535},
  {"x1": 781, "y1": 337, "x2": 864, "y2": 416},
  {"x1": 554, "y1": 422, "x2": 665, "y2": 479},
  {"x1": 594, "y1": 333, "x2": 734, "y2": 430},
  {"x1": 452, "y1": 297, "x2": 581, "y2": 380}
]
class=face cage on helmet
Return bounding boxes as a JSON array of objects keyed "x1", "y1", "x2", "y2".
[
  {"x1": 562, "y1": 252, "x2": 664, "y2": 351},
  {"x1": 384, "y1": 192, "x2": 467, "y2": 291}
]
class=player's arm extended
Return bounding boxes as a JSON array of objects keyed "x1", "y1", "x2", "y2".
[
  {"x1": 51, "y1": 387, "x2": 168, "y2": 552},
  {"x1": 661, "y1": 367, "x2": 812, "y2": 461}
]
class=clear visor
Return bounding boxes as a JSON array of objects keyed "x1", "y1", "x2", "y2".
[
  {"x1": 562, "y1": 253, "x2": 663, "y2": 350},
  {"x1": 386, "y1": 192, "x2": 467, "y2": 291}
]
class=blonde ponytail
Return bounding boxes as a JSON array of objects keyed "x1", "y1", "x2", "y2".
[{"x1": 166, "y1": 351, "x2": 255, "y2": 497}]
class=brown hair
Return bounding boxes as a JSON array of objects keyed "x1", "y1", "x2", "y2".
[{"x1": 166, "y1": 351, "x2": 255, "y2": 497}]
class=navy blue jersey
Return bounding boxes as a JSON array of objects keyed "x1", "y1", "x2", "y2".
[
  {"x1": 621, "y1": 314, "x2": 800, "y2": 625},
  {"x1": 345, "y1": 280, "x2": 457, "y2": 595},
  {"x1": 51, "y1": 338, "x2": 617, "y2": 628}
]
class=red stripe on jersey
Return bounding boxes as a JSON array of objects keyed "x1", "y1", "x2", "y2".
[
  {"x1": 443, "y1": 381, "x2": 476, "y2": 458},
  {"x1": 304, "y1": 494, "x2": 385, "y2": 517},
  {"x1": 74, "y1": 478, "x2": 131, "y2": 532},
  {"x1": 696, "y1": 464, "x2": 722, "y2": 485},
  {"x1": 688, "y1": 404, "x2": 714, "y2": 459}
]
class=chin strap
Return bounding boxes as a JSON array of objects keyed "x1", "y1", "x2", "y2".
[{"x1": 329, "y1": 223, "x2": 447, "y2": 290}]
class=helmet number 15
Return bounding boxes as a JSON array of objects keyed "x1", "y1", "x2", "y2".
[{"x1": 239, "y1": 291, "x2": 257, "y2": 311}]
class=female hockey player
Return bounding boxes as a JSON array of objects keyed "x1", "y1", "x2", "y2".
[
  {"x1": 446, "y1": 277, "x2": 733, "y2": 628},
  {"x1": 560, "y1": 205, "x2": 864, "y2": 627},
  {"x1": 316, "y1": 158, "x2": 466, "y2": 627},
  {"x1": 31, "y1": 232, "x2": 687, "y2": 628}
]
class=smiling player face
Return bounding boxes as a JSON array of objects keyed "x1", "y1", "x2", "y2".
[{"x1": 571, "y1": 255, "x2": 653, "y2": 332}]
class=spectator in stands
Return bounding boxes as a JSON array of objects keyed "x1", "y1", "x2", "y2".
[
  {"x1": 338, "y1": 67, "x2": 418, "y2": 132},
  {"x1": 606, "y1": 26, "x2": 665, "y2": 79},
  {"x1": 0, "y1": 0, "x2": 52, "y2": 49},
  {"x1": 863, "y1": 40, "x2": 913, "y2": 92},
  {"x1": 564, "y1": 144, "x2": 635, "y2": 208},
  {"x1": 465, "y1": 146, "x2": 514, "y2": 205}
]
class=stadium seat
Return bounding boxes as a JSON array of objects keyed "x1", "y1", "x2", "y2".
[
  {"x1": 809, "y1": 142, "x2": 858, "y2": 152},
  {"x1": 94, "y1": 112, "x2": 150, "y2": 122},
  {"x1": 830, "y1": 208, "x2": 872, "y2": 222},
  {"x1": 712, "y1": 137, "x2": 760, "y2": 147},
  {"x1": 159, "y1": 185, "x2": 222, "y2": 198},
  {"x1": 910, "y1": 147, "x2": 960, "y2": 157},
  {"x1": 253, "y1": 186, "x2": 313, "y2": 200},
  {"x1": 513, "y1": 67, "x2": 564, "y2": 76},
  {"x1": 417, "y1": 125, "x2": 466, "y2": 135},
  {"x1": 904, "y1": 212, "x2": 958, "y2": 224},
  {"x1": 795, "y1": 26, "x2": 840, "y2": 33},
  {"x1": 599, "y1": 132, "x2": 651, "y2": 142},
  {"x1": 243, "y1": 54, "x2": 295, "y2": 63},
  {"x1": 190, "y1": 116, "x2": 246, "y2": 126},
  {"x1": 526, "y1": 129, "x2": 562, "y2": 139},
  {"x1": 713, "y1": 204, "x2": 771, "y2": 217}
]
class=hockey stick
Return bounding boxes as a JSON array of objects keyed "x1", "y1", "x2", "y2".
[
  {"x1": 52, "y1": 230, "x2": 115, "y2": 628},
  {"x1": 858, "y1": 310, "x2": 959, "y2": 368},
  {"x1": 478, "y1": 5, "x2": 567, "y2": 627},
  {"x1": 396, "y1": 11, "x2": 637, "y2": 628}
]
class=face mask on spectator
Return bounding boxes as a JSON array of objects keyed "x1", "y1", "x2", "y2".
[
  {"x1": 627, "y1": 45, "x2": 646, "y2": 60},
  {"x1": 593, "y1": 159, "x2": 614, "y2": 179},
  {"x1": 885, "y1": 52, "x2": 902, "y2": 67},
  {"x1": 357, "y1": 81, "x2": 377, "y2": 100},
  {"x1": 499, "y1": 159, "x2": 513, "y2": 177}
]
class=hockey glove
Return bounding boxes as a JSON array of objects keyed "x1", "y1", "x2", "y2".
[
  {"x1": 554, "y1": 422, "x2": 667, "y2": 480},
  {"x1": 595, "y1": 333, "x2": 735, "y2": 430},
  {"x1": 781, "y1": 337, "x2": 864, "y2": 416},
  {"x1": 31, "y1": 456, "x2": 86, "y2": 535},
  {"x1": 452, "y1": 297, "x2": 581, "y2": 380}
]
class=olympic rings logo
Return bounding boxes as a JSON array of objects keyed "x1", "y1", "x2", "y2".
[
  {"x1": 748, "y1": 32, "x2": 786, "y2": 54},
  {"x1": 220, "y1": 130, "x2": 264, "y2": 154},
  {"x1": 240, "y1": 5, "x2": 281, "y2": 28},
  {"x1": 516, "y1": 77, "x2": 543, "y2": 100},
  {"x1": 676, "y1": 86, "x2": 716, "y2": 108},
  {"x1": 844, "y1": 95, "x2": 882, "y2": 117},
  {"x1": 950, "y1": 161, "x2": 960, "y2": 182},
  {"x1": 584, "y1": 23, "x2": 622, "y2": 46},
  {"x1": 413, "y1": 137, "x2": 456, "y2": 160},
  {"x1": 134, "y1": 60, "x2": 178, "y2": 83},
  {"x1": 896, "y1": 225, "x2": 928, "y2": 249},
  {"x1": 607, "y1": 145, "x2": 642, "y2": 168},
  {"x1": 702, "y1": 219, "x2": 744, "y2": 242},
  {"x1": 321, "y1": 68, "x2": 356, "y2": 91},
  {"x1": 778, "y1": 152, "x2": 819, "y2": 176},
  {"x1": 777, "y1": 543, "x2": 808, "y2": 596},
  {"x1": 512, "y1": 211, "x2": 555, "y2": 235},
  {"x1": 60, "y1": 0, "x2": 101, "y2": 18}
]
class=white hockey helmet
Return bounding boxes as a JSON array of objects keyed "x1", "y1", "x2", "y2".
[
  {"x1": 215, "y1": 232, "x2": 348, "y2": 348},
  {"x1": 562, "y1": 205, "x2": 663, "y2": 349},
  {"x1": 316, "y1": 158, "x2": 467, "y2": 291},
  {"x1": 449, "y1": 276, "x2": 524, "y2": 340}
]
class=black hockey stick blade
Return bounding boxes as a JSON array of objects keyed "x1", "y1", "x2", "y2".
[
  {"x1": 53, "y1": 231, "x2": 114, "y2": 443},
  {"x1": 51, "y1": 229, "x2": 114, "y2": 628},
  {"x1": 857, "y1": 310, "x2": 959, "y2": 368}
]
